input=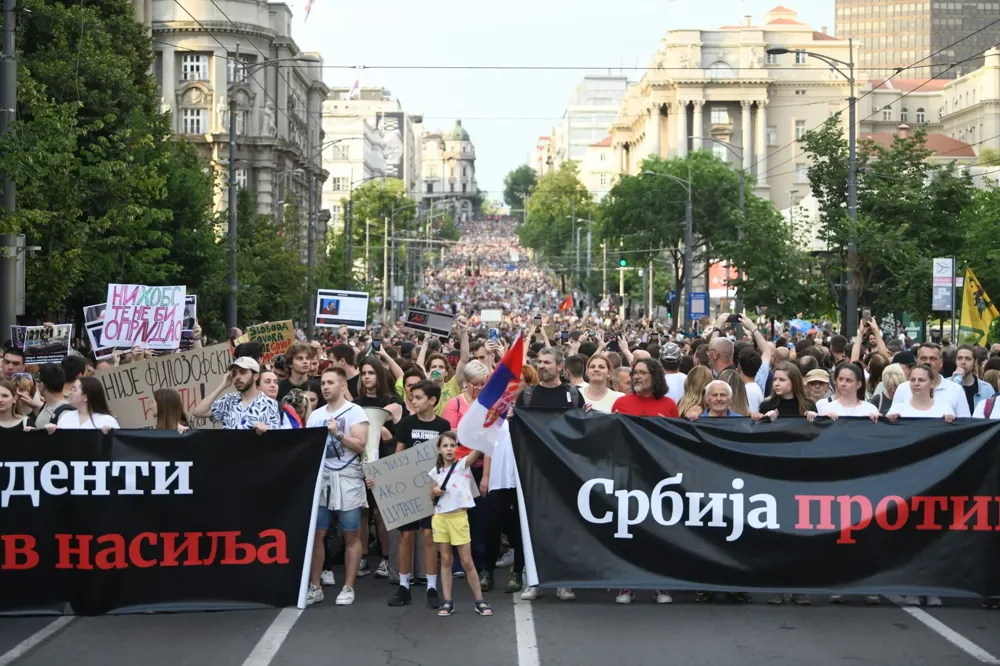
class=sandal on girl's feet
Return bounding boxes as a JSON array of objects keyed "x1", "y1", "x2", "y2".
[
  {"x1": 474, "y1": 599, "x2": 494, "y2": 616},
  {"x1": 437, "y1": 600, "x2": 454, "y2": 617}
]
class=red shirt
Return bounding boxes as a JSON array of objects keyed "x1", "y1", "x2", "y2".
[{"x1": 611, "y1": 393, "x2": 679, "y2": 417}]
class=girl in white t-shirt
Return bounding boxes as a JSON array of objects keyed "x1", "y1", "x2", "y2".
[
  {"x1": 429, "y1": 431, "x2": 492, "y2": 617},
  {"x1": 887, "y1": 364, "x2": 956, "y2": 423},
  {"x1": 581, "y1": 354, "x2": 623, "y2": 414},
  {"x1": 47, "y1": 377, "x2": 120, "y2": 433},
  {"x1": 808, "y1": 363, "x2": 880, "y2": 423}
]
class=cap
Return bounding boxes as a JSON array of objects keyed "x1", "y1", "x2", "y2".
[
  {"x1": 229, "y1": 357, "x2": 260, "y2": 373},
  {"x1": 660, "y1": 342, "x2": 682, "y2": 362},
  {"x1": 804, "y1": 369, "x2": 830, "y2": 385},
  {"x1": 894, "y1": 351, "x2": 917, "y2": 367}
]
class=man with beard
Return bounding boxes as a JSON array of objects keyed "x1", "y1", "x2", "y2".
[{"x1": 193, "y1": 357, "x2": 280, "y2": 431}]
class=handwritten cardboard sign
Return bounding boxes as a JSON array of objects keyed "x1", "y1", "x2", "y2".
[
  {"x1": 94, "y1": 343, "x2": 232, "y2": 429},
  {"x1": 363, "y1": 437, "x2": 478, "y2": 531},
  {"x1": 100, "y1": 284, "x2": 187, "y2": 350},
  {"x1": 235, "y1": 320, "x2": 294, "y2": 366}
]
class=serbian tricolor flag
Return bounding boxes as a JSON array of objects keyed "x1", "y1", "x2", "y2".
[
  {"x1": 457, "y1": 334, "x2": 523, "y2": 456},
  {"x1": 558, "y1": 294, "x2": 573, "y2": 312},
  {"x1": 282, "y1": 404, "x2": 303, "y2": 429}
]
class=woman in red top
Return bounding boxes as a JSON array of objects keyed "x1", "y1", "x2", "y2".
[{"x1": 611, "y1": 358, "x2": 680, "y2": 417}]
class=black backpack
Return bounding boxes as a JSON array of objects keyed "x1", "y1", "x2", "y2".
[{"x1": 520, "y1": 384, "x2": 582, "y2": 409}]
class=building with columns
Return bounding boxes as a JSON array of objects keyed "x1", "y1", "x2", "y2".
[
  {"x1": 609, "y1": 6, "x2": 856, "y2": 207},
  {"x1": 420, "y1": 121, "x2": 479, "y2": 221},
  {"x1": 151, "y1": 0, "x2": 328, "y2": 250}
]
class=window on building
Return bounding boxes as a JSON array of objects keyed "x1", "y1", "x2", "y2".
[
  {"x1": 181, "y1": 54, "x2": 209, "y2": 81},
  {"x1": 235, "y1": 169, "x2": 248, "y2": 189},
  {"x1": 332, "y1": 145, "x2": 349, "y2": 160},
  {"x1": 450, "y1": 183, "x2": 455, "y2": 193},
  {"x1": 766, "y1": 51, "x2": 778, "y2": 65},
  {"x1": 795, "y1": 119, "x2": 806, "y2": 140},
  {"x1": 462, "y1": 183, "x2": 467, "y2": 193},
  {"x1": 767, "y1": 125, "x2": 778, "y2": 146},
  {"x1": 450, "y1": 167, "x2": 455, "y2": 178},
  {"x1": 882, "y1": 105, "x2": 892, "y2": 120},
  {"x1": 599, "y1": 173, "x2": 609, "y2": 186},
  {"x1": 427, "y1": 183, "x2": 433, "y2": 193},
  {"x1": 239, "y1": 109, "x2": 251, "y2": 136},
  {"x1": 331, "y1": 177, "x2": 349, "y2": 190},
  {"x1": 710, "y1": 106, "x2": 728, "y2": 124},
  {"x1": 795, "y1": 89, "x2": 807, "y2": 96},
  {"x1": 712, "y1": 144, "x2": 728, "y2": 162},
  {"x1": 916, "y1": 107, "x2": 925, "y2": 123},
  {"x1": 226, "y1": 54, "x2": 255, "y2": 83},
  {"x1": 182, "y1": 108, "x2": 206, "y2": 134},
  {"x1": 795, "y1": 162, "x2": 808, "y2": 182},
  {"x1": 794, "y1": 50, "x2": 807, "y2": 64},
  {"x1": 901, "y1": 107, "x2": 909, "y2": 122},
  {"x1": 599, "y1": 152, "x2": 606, "y2": 161},
  {"x1": 428, "y1": 165, "x2": 437, "y2": 177},
  {"x1": 462, "y1": 166, "x2": 467, "y2": 177}
]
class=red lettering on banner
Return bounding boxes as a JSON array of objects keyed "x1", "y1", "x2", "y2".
[
  {"x1": 794, "y1": 494, "x2": 835, "y2": 529},
  {"x1": 950, "y1": 496, "x2": 993, "y2": 531},
  {"x1": 161, "y1": 532, "x2": 203, "y2": 567},
  {"x1": 94, "y1": 534, "x2": 128, "y2": 570},
  {"x1": 208, "y1": 531, "x2": 256, "y2": 565},
  {"x1": 1, "y1": 534, "x2": 39, "y2": 570},
  {"x1": 874, "y1": 495, "x2": 909, "y2": 531},
  {"x1": 257, "y1": 529, "x2": 288, "y2": 564},
  {"x1": 56, "y1": 534, "x2": 94, "y2": 570},
  {"x1": 201, "y1": 532, "x2": 220, "y2": 565},
  {"x1": 911, "y1": 496, "x2": 948, "y2": 530},
  {"x1": 836, "y1": 495, "x2": 873, "y2": 544},
  {"x1": 128, "y1": 532, "x2": 159, "y2": 568}
]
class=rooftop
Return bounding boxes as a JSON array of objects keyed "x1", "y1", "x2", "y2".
[
  {"x1": 869, "y1": 78, "x2": 950, "y2": 92},
  {"x1": 862, "y1": 130, "x2": 976, "y2": 158}
]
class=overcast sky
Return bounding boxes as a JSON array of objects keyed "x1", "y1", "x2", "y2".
[{"x1": 295, "y1": 0, "x2": 834, "y2": 201}]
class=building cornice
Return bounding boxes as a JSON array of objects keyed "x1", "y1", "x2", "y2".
[{"x1": 153, "y1": 21, "x2": 275, "y2": 42}]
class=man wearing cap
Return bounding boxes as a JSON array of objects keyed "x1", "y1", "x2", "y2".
[
  {"x1": 192, "y1": 357, "x2": 280, "y2": 431},
  {"x1": 804, "y1": 369, "x2": 832, "y2": 404},
  {"x1": 660, "y1": 342, "x2": 687, "y2": 404}
]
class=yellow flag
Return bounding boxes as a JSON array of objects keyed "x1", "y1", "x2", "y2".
[{"x1": 959, "y1": 268, "x2": 998, "y2": 344}]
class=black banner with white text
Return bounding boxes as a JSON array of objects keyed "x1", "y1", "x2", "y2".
[
  {"x1": 513, "y1": 412, "x2": 1000, "y2": 597},
  {"x1": 1, "y1": 430, "x2": 326, "y2": 615}
]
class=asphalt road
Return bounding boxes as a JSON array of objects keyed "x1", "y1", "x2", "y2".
[{"x1": 3, "y1": 569, "x2": 1000, "y2": 666}]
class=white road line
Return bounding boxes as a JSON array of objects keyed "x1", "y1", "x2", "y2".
[
  {"x1": 888, "y1": 596, "x2": 1000, "y2": 665},
  {"x1": 242, "y1": 607, "x2": 302, "y2": 666},
  {"x1": 0, "y1": 616, "x2": 76, "y2": 666},
  {"x1": 512, "y1": 595, "x2": 540, "y2": 666}
]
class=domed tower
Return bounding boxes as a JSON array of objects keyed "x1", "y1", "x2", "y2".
[{"x1": 422, "y1": 119, "x2": 479, "y2": 221}]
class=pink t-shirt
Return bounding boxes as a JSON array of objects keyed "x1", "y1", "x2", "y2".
[{"x1": 442, "y1": 394, "x2": 483, "y2": 465}]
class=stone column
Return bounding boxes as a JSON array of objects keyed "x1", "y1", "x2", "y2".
[
  {"x1": 692, "y1": 101, "x2": 704, "y2": 151},
  {"x1": 161, "y1": 47, "x2": 176, "y2": 131},
  {"x1": 755, "y1": 100, "x2": 769, "y2": 184},
  {"x1": 676, "y1": 100, "x2": 688, "y2": 157},
  {"x1": 741, "y1": 101, "x2": 753, "y2": 169},
  {"x1": 648, "y1": 106, "x2": 661, "y2": 159}
]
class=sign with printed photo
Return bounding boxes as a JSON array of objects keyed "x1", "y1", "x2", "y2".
[
  {"x1": 402, "y1": 307, "x2": 454, "y2": 339},
  {"x1": 21, "y1": 323, "x2": 73, "y2": 363},
  {"x1": 315, "y1": 289, "x2": 369, "y2": 329}
]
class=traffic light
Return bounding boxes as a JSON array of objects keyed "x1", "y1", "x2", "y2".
[{"x1": 619, "y1": 258, "x2": 627, "y2": 267}]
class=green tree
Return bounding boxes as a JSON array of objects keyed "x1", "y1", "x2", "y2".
[
  {"x1": 345, "y1": 179, "x2": 416, "y2": 283},
  {"x1": 977, "y1": 147, "x2": 1000, "y2": 166},
  {"x1": 503, "y1": 165, "x2": 538, "y2": 210},
  {"x1": 519, "y1": 162, "x2": 595, "y2": 267}
]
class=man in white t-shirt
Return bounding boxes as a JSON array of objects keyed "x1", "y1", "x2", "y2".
[
  {"x1": 889, "y1": 342, "x2": 970, "y2": 417},
  {"x1": 660, "y1": 343, "x2": 687, "y2": 404},
  {"x1": 305, "y1": 367, "x2": 369, "y2": 607}
]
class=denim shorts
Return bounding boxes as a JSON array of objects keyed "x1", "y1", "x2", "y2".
[{"x1": 316, "y1": 506, "x2": 362, "y2": 532}]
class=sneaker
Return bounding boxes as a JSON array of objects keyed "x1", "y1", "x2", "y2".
[
  {"x1": 479, "y1": 570, "x2": 494, "y2": 592},
  {"x1": 866, "y1": 595, "x2": 880, "y2": 605},
  {"x1": 729, "y1": 592, "x2": 753, "y2": 604},
  {"x1": 374, "y1": 558, "x2": 389, "y2": 579},
  {"x1": 767, "y1": 594, "x2": 785, "y2": 605},
  {"x1": 615, "y1": 589, "x2": 634, "y2": 604},
  {"x1": 829, "y1": 595, "x2": 843, "y2": 604},
  {"x1": 335, "y1": 586, "x2": 356, "y2": 605},
  {"x1": 900, "y1": 595, "x2": 921, "y2": 606},
  {"x1": 388, "y1": 585, "x2": 412, "y2": 607},
  {"x1": 495, "y1": 549, "x2": 515, "y2": 568},
  {"x1": 505, "y1": 570, "x2": 523, "y2": 593},
  {"x1": 520, "y1": 586, "x2": 542, "y2": 600},
  {"x1": 925, "y1": 596, "x2": 943, "y2": 607},
  {"x1": 454, "y1": 570, "x2": 466, "y2": 579},
  {"x1": 357, "y1": 556, "x2": 370, "y2": 578},
  {"x1": 556, "y1": 587, "x2": 576, "y2": 601},
  {"x1": 792, "y1": 594, "x2": 812, "y2": 605},
  {"x1": 306, "y1": 583, "x2": 324, "y2": 606},
  {"x1": 426, "y1": 587, "x2": 440, "y2": 609},
  {"x1": 654, "y1": 590, "x2": 673, "y2": 604},
  {"x1": 320, "y1": 570, "x2": 336, "y2": 587}
]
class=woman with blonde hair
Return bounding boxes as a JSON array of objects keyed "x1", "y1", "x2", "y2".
[
  {"x1": 677, "y1": 365, "x2": 713, "y2": 420},
  {"x1": 582, "y1": 354, "x2": 624, "y2": 414},
  {"x1": 718, "y1": 369, "x2": 750, "y2": 417},
  {"x1": 871, "y1": 363, "x2": 906, "y2": 416}
]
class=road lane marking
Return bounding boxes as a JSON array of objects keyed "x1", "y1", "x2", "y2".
[
  {"x1": 0, "y1": 616, "x2": 76, "y2": 666},
  {"x1": 512, "y1": 595, "x2": 540, "y2": 666},
  {"x1": 242, "y1": 608, "x2": 302, "y2": 666},
  {"x1": 888, "y1": 596, "x2": 1000, "y2": 665}
]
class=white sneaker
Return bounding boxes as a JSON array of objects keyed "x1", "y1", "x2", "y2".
[
  {"x1": 335, "y1": 586, "x2": 355, "y2": 605},
  {"x1": 374, "y1": 558, "x2": 389, "y2": 578},
  {"x1": 925, "y1": 595, "x2": 943, "y2": 607},
  {"x1": 495, "y1": 549, "x2": 515, "y2": 568},
  {"x1": 829, "y1": 594, "x2": 843, "y2": 604},
  {"x1": 615, "y1": 589, "x2": 633, "y2": 604},
  {"x1": 866, "y1": 595, "x2": 880, "y2": 605},
  {"x1": 306, "y1": 583, "x2": 324, "y2": 606},
  {"x1": 520, "y1": 586, "x2": 542, "y2": 600},
  {"x1": 654, "y1": 590, "x2": 673, "y2": 604},
  {"x1": 556, "y1": 587, "x2": 576, "y2": 601},
  {"x1": 320, "y1": 570, "x2": 336, "y2": 587},
  {"x1": 900, "y1": 595, "x2": 921, "y2": 606}
]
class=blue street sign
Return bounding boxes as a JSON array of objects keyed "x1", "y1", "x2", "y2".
[
  {"x1": 667, "y1": 289, "x2": 677, "y2": 303},
  {"x1": 687, "y1": 291, "x2": 708, "y2": 320}
]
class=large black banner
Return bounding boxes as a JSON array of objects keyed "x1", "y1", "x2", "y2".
[
  {"x1": 1, "y1": 430, "x2": 326, "y2": 615},
  {"x1": 513, "y1": 412, "x2": 1000, "y2": 597}
]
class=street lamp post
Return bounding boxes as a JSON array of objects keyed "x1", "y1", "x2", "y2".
[
  {"x1": 644, "y1": 168, "x2": 693, "y2": 327},
  {"x1": 768, "y1": 40, "x2": 857, "y2": 335},
  {"x1": 389, "y1": 202, "x2": 421, "y2": 320}
]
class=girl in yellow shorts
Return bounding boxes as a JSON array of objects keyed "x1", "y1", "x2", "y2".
[{"x1": 429, "y1": 431, "x2": 493, "y2": 617}]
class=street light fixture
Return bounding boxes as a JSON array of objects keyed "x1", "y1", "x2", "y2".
[
  {"x1": 644, "y1": 168, "x2": 693, "y2": 326},
  {"x1": 767, "y1": 40, "x2": 858, "y2": 334}
]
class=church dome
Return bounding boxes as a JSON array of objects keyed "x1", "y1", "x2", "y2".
[{"x1": 446, "y1": 119, "x2": 470, "y2": 141}]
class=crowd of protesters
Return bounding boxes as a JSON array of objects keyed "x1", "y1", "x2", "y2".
[{"x1": 6, "y1": 215, "x2": 1000, "y2": 613}]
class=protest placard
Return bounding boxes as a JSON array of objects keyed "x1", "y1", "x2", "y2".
[
  {"x1": 403, "y1": 308, "x2": 455, "y2": 339},
  {"x1": 480, "y1": 309, "x2": 503, "y2": 323},
  {"x1": 21, "y1": 324, "x2": 72, "y2": 363},
  {"x1": 315, "y1": 289, "x2": 369, "y2": 329},
  {"x1": 180, "y1": 295, "x2": 198, "y2": 351},
  {"x1": 10, "y1": 325, "x2": 26, "y2": 351},
  {"x1": 94, "y1": 342, "x2": 232, "y2": 429},
  {"x1": 363, "y1": 437, "x2": 478, "y2": 531},
  {"x1": 100, "y1": 284, "x2": 187, "y2": 350},
  {"x1": 235, "y1": 320, "x2": 294, "y2": 365}
]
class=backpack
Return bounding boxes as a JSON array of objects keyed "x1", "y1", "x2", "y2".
[
  {"x1": 27, "y1": 403, "x2": 75, "y2": 430},
  {"x1": 521, "y1": 384, "x2": 582, "y2": 409}
]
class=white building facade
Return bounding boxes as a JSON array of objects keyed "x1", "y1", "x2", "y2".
[
  {"x1": 151, "y1": 0, "x2": 328, "y2": 249},
  {"x1": 580, "y1": 136, "x2": 616, "y2": 200},
  {"x1": 551, "y1": 75, "x2": 629, "y2": 169},
  {"x1": 420, "y1": 121, "x2": 479, "y2": 221}
]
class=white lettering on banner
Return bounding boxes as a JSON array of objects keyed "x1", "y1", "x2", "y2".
[
  {"x1": 0, "y1": 461, "x2": 194, "y2": 507},
  {"x1": 576, "y1": 474, "x2": 779, "y2": 541}
]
